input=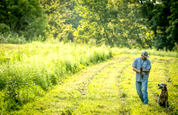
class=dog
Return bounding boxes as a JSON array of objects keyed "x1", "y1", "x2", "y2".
[{"x1": 157, "y1": 83, "x2": 169, "y2": 108}]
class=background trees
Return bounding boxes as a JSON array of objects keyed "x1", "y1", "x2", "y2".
[
  {"x1": 40, "y1": 0, "x2": 82, "y2": 42},
  {"x1": 0, "y1": 0, "x2": 177, "y2": 50},
  {"x1": 0, "y1": 0, "x2": 48, "y2": 41},
  {"x1": 74, "y1": 0, "x2": 153, "y2": 48},
  {"x1": 139, "y1": 0, "x2": 178, "y2": 50}
]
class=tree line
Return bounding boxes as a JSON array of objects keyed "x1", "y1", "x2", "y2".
[{"x1": 0, "y1": 0, "x2": 177, "y2": 50}]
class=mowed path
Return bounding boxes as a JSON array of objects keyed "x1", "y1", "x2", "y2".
[{"x1": 13, "y1": 54, "x2": 178, "y2": 115}]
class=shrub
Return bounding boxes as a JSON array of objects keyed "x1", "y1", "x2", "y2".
[{"x1": 0, "y1": 23, "x2": 10, "y2": 34}]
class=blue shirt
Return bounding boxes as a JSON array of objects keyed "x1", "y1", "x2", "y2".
[{"x1": 132, "y1": 57, "x2": 151, "y2": 82}]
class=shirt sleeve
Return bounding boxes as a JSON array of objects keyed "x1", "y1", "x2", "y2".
[{"x1": 132, "y1": 58, "x2": 137, "y2": 68}]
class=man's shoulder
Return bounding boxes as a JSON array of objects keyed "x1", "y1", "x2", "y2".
[
  {"x1": 146, "y1": 58, "x2": 151, "y2": 62},
  {"x1": 146, "y1": 58, "x2": 151, "y2": 63},
  {"x1": 134, "y1": 57, "x2": 140, "y2": 61}
]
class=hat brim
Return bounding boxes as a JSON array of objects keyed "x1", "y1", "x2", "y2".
[{"x1": 143, "y1": 55, "x2": 149, "y2": 58}]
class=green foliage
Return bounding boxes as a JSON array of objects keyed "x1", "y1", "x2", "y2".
[
  {"x1": 57, "y1": 24, "x2": 76, "y2": 43},
  {"x1": 75, "y1": 0, "x2": 120, "y2": 46},
  {"x1": 139, "y1": 0, "x2": 178, "y2": 50},
  {"x1": 1, "y1": 0, "x2": 176, "y2": 50},
  {"x1": 0, "y1": 42, "x2": 112, "y2": 111},
  {"x1": 74, "y1": 0, "x2": 153, "y2": 48},
  {"x1": 22, "y1": 15, "x2": 49, "y2": 41},
  {"x1": 111, "y1": 47, "x2": 178, "y2": 57},
  {"x1": 173, "y1": 43, "x2": 178, "y2": 53},
  {"x1": 0, "y1": 33, "x2": 27, "y2": 44},
  {"x1": 41, "y1": 0, "x2": 82, "y2": 42},
  {"x1": 167, "y1": 0, "x2": 178, "y2": 45},
  {"x1": 0, "y1": 23, "x2": 10, "y2": 34},
  {"x1": 0, "y1": 0, "x2": 49, "y2": 41},
  {"x1": 3, "y1": 76, "x2": 21, "y2": 110}
]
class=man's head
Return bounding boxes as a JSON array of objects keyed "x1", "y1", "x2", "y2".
[{"x1": 141, "y1": 51, "x2": 149, "y2": 60}]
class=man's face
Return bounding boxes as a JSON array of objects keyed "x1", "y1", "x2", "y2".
[{"x1": 141, "y1": 55, "x2": 147, "y2": 60}]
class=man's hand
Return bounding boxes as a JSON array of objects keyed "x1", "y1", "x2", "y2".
[
  {"x1": 133, "y1": 67, "x2": 150, "y2": 74},
  {"x1": 138, "y1": 70, "x2": 142, "y2": 73},
  {"x1": 133, "y1": 67, "x2": 142, "y2": 73}
]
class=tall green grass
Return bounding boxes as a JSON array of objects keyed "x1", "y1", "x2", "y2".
[
  {"x1": 0, "y1": 33, "x2": 27, "y2": 44},
  {"x1": 8, "y1": 54, "x2": 178, "y2": 114},
  {"x1": 1, "y1": 42, "x2": 177, "y2": 112},
  {"x1": 0, "y1": 42, "x2": 112, "y2": 110}
]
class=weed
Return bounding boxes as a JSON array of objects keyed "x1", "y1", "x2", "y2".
[{"x1": 3, "y1": 76, "x2": 21, "y2": 110}]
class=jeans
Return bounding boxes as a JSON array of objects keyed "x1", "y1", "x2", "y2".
[{"x1": 136, "y1": 80, "x2": 148, "y2": 104}]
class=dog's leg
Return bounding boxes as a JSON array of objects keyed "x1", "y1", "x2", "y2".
[
  {"x1": 165, "y1": 100, "x2": 168, "y2": 108},
  {"x1": 158, "y1": 98, "x2": 160, "y2": 105},
  {"x1": 167, "y1": 101, "x2": 169, "y2": 107},
  {"x1": 157, "y1": 95, "x2": 161, "y2": 105}
]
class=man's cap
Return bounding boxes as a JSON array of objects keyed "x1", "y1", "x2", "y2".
[{"x1": 141, "y1": 51, "x2": 149, "y2": 58}]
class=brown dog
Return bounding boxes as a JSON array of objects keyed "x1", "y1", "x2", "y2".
[{"x1": 158, "y1": 83, "x2": 169, "y2": 108}]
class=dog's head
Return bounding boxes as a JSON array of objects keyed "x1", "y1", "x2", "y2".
[{"x1": 158, "y1": 83, "x2": 167, "y2": 90}]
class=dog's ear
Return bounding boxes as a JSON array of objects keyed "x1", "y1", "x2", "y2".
[{"x1": 164, "y1": 84, "x2": 167, "y2": 87}]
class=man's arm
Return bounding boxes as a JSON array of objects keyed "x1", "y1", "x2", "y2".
[
  {"x1": 142, "y1": 69, "x2": 150, "y2": 74},
  {"x1": 133, "y1": 67, "x2": 141, "y2": 73},
  {"x1": 143, "y1": 60, "x2": 151, "y2": 74}
]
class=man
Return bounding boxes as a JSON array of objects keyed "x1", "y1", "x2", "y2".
[{"x1": 132, "y1": 51, "x2": 151, "y2": 104}]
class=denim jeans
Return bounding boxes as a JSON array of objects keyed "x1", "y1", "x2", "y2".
[{"x1": 136, "y1": 80, "x2": 148, "y2": 104}]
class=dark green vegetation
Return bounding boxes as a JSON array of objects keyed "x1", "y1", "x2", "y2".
[
  {"x1": 139, "y1": 0, "x2": 178, "y2": 50},
  {"x1": 0, "y1": 0, "x2": 178, "y2": 50},
  {"x1": 0, "y1": 0, "x2": 48, "y2": 41}
]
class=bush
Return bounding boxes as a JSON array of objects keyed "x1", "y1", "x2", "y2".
[{"x1": 0, "y1": 23, "x2": 10, "y2": 34}]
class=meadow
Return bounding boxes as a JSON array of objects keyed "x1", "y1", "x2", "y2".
[
  {"x1": 0, "y1": 42, "x2": 178, "y2": 114},
  {"x1": 0, "y1": 42, "x2": 112, "y2": 112}
]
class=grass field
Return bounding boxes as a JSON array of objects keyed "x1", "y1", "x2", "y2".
[
  {"x1": 0, "y1": 42, "x2": 112, "y2": 112},
  {"x1": 0, "y1": 42, "x2": 178, "y2": 114}
]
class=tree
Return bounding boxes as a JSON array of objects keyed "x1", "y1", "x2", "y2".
[
  {"x1": 139, "y1": 0, "x2": 178, "y2": 50},
  {"x1": 40, "y1": 0, "x2": 82, "y2": 42},
  {"x1": 167, "y1": 0, "x2": 178, "y2": 49},
  {"x1": 0, "y1": 0, "x2": 49, "y2": 41},
  {"x1": 75, "y1": 0, "x2": 152, "y2": 48},
  {"x1": 75, "y1": 0, "x2": 119, "y2": 46}
]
